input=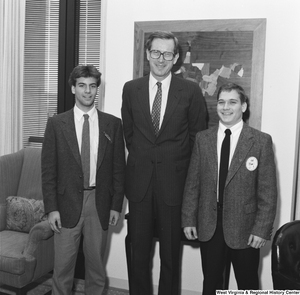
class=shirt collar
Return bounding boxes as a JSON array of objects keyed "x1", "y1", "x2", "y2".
[
  {"x1": 218, "y1": 120, "x2": 243, "y2": 135},
  {"x1": 149, "y1": 72, "x2": 172, "y2": 90},
  {"x1": 74, "y1": 104, "x2": 97, "y2": 122}
]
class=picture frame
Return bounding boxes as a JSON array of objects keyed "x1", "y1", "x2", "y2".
[{"x1": 133, "y1": 19, "x2": 266, "y2": 129}]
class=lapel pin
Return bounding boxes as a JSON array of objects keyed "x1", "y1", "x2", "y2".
[{"x1": 103, "y1": 131, "x2": 112, "y2": 143}]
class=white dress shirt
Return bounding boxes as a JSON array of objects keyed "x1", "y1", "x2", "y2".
[
  {"x1": 74, "y1": 104, "x2": 99, "y2": 187},
  {"x1": 217, "y1": 120, "x2": 243, "y2": 200},
  {"x1": 149, "y1": 72, "x2": 172, "y2": 129}
]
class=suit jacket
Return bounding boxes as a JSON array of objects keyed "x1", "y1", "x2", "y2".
[
  {"x1": 182, "y1": 123, "x2": 277, "y2": 249},
  {"x1": 41, "y1": 108, "x2": 125, "y2": 230},
  {"x1": 121, "y1": 74, "x2": 207, "y2": 206}
]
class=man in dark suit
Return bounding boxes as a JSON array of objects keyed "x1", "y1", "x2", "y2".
[
  {"x1": 42, "y1": 65, "x2": 125, "y2": 294},
  {"x1": 182, "y1": 82, "x2": 277, "y2": 294},
  {"x1": 121, "y1": 31, "x2": 207, "y2": 295}
]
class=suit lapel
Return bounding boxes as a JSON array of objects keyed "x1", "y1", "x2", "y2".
[
  {"x1": 206, "y1": 127, "x2": 219, "y2": 186},
  {"x1": 138, "y1": 76, "x2": 152, "y2": 127},
  {"x1": 58, "y1": 109, "x2": 111, "y2": 171},
  {"x1": 136, "y1": 76, "x2": 156, "y2": 142},
  {"x1": 226, "y1": 124, "x2": 254, "y2": 185},
  {"x1": 59, "y1": 109, "x2": 82, "y2": 168},
  {"x1": 97, "y1": 110, "x2": 108, "y2": 170},
  {"x1": 158, "y1": 74, "x2": 181, "y2": 137},
  {"x1": 136, "y1": 75, "x2": 187, "y2": 141}
]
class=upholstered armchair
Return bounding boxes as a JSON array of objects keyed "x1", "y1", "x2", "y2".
[
  {"x1": 271, "y1": 220, "x2": 300, "y2": 290},
  {"x1": 0, "y1": 148, "x2": 54, "y2": 295}
]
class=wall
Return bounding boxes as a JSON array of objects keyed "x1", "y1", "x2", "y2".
[{"x1": 102, "y1": 0, "x2": 300, "y2": 293}]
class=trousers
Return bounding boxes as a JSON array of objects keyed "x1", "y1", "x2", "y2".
[{"x1": 52, "y1": 190, "x2": 108, "y2": 295}]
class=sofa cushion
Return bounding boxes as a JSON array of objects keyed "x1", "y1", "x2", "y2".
[
  {"x1": 0, "y1": 230, "x2": 29, "y2": 274},
  {"x1": 6, "y1": 196, "x2": 46, "y2": 233}
]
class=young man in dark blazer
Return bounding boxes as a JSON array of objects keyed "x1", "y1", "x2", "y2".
[
  {"x1": 121, "y1": 31, "x2": 207, "y2": 295},
  {"x1": 42, "y1": 65, "x2": 125, "y2": 294},
  {"x1": 182, "y1": 82, "x2": 277, "y2": 294}
]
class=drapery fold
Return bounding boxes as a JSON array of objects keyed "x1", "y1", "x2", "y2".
[
  {"x1": 293, "y1": 75, "x2": 300, "y2": 220},
  {"x1": 0, "y1": 0, "x2": 25, "y2": 156},
  {"x1": 295, "y1": 161, "x2": 300, "y2": 219}
]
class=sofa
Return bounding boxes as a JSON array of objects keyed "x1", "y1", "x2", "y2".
[
  {"x1": 0, "y1": 148, "x2": 54, "y2": 294},
  {"x1": 271, "y1": 220, "x2": 300, "y2": 289}
]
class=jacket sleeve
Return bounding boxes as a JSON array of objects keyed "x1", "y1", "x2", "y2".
[
  {"x1": 121, "y1": 82, "x2": 134, "y2": 152},
  {"x1": 251, "y1": 134, "x2": 277, "y2": 240},
  {"x1": 181, "y1": 132, "x2": 202, "y2": 227},
  {"x1": 111, "y1": 118, "x2": 126, "y2": 213},
  {"x1": 188, "y1": 82, "x2": 207, "y2": 150},
  {"x1": 41, "y1": 117, "x2": 58, "y2": 214}
]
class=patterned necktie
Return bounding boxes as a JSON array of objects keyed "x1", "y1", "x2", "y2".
[
  {"x1": 151, "y1": 82, "x2": 162, "y2": 136},
  {"x1": 219, "y1": 128, "x2": 231, "y2": 205},
  {"x1": 81, "y1": 114, "x2": 90, "y2": 189}
]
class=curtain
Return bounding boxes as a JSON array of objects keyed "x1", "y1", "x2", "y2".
[
  {"x1": 0, "y1": 0, "x2": 25, "y2": 156},
  {"x1": 295, "y1": 161, "x2": 300, "y2": 219},
  {"x1": 293, "y1": 73, "x2": 300, "y2": 220}
]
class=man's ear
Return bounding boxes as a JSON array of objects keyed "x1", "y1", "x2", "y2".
[
  {"x1": 146, "y1": 49, "x2": 151, "y2": 61},
  {"x1": 173, "y1": 53, "x2": 179, "y2": 65}
]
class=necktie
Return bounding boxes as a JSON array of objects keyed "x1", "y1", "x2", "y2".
[
  {"x1": 151, "y1": 82, "x2": 162, "y2": 136},
  {"x1": 81, "y1": 114, "x2": 90, "y2": 189},
  {"x1": 219, "y1": 128, "x2": 231, "y2": 205}
]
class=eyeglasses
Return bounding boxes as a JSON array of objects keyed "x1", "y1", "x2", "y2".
[{"x1": 149, "y1": 50, "x2": 175, "y2": 61}]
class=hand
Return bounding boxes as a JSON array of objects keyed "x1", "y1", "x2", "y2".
[
  {"x1": 183, "y1": 227, "x2": 198, "y2": 240},
  {"x1": 48, "y1": 211, "x2": 61, "y2": 233},
  {"x1": 247, "y1": 234, "x2": 266, "y2": 249},
  {"x1": 109, "y1": 210, "x2": 120, "y2": 226}
]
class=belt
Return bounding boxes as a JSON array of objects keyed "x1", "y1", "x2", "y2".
[{"x1": 84, "y1": 186, "x2": 96, "y2": 191}]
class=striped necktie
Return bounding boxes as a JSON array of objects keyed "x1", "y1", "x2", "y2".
[{"x1": 151, "y1": 82, "x2": 162, "y2": 136}]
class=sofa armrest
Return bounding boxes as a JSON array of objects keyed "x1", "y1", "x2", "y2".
[
  {"x1": 0, "y1": 149, "x2": 24, "y2": 202},
  {"x1": 23, "y1": 220, "x2": 54, "y2": 257},
  {"x1": 0, "y1": 204, "x2": 6, "y2": 231}
]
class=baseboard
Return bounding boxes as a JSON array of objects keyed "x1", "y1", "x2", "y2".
[
  {"x1": 106, "y1": 277, "x2": 129, "y2": 290},
  {"x1": 107, "y1": 277, "x2": 201, "y2": 295},
  {"x1": 180, "y1": 290, "x2": 201, "y2": 295}
]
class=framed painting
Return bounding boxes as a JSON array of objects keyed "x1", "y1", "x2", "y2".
[{"x1": 133, "y1": 19, "x2": 266, "y2": 129}]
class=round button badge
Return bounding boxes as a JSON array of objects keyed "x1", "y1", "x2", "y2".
[{"x1": 246, "y1": 156, "x2": 258, "y2": 171}]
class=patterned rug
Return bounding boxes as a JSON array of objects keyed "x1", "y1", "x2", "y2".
[{"x1": 0, "y1": 274, "x2": 129, "y2": 295}]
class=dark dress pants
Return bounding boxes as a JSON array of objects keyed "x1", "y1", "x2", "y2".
[
  {"x1": 128, "y1": 172, "x2": 182, "y2": 295},
  {"x1": 200, "y1": 208, "x2": 259, "y2": 295}
]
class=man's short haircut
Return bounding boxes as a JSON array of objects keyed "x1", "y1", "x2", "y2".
[
  {"x1": 217, "y1": 82, "x2": 249, "y2": 104},
  {"x1": 145, "y1": 31, "x2": 179, "y2": 55},
  {"x1": 68, "y1": 64, "x2": 101, "y2": 87}
]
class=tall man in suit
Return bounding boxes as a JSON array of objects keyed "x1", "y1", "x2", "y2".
[
  {"x1": 182, "y1": 82, "x2": 277, "y2": 294},
  {"x1": 42, "y1": 65, "x2": 125, "y2": 294},
  {"x1": 121, "y1": 31, "x2": 207, "y2": 295}
]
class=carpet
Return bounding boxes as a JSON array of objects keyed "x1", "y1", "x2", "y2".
[{"x1": 0, "y1": 274, "x2": 129, "y2": 295}]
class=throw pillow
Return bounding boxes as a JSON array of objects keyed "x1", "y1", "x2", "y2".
[{"x1": 6, "y1": 196, "x2": 46, "y2": 233}]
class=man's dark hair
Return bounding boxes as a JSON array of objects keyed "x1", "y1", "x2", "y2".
[
  {"x1": 217, "y1": 82, "x2": 249, "y2": 104},
  {"x1": 145, "y1": 31, "x2": 179, "y2": 55},
  {"x1": 68, "y1": 64, "x2": 101, "y2": 87}
]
